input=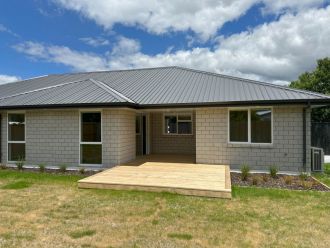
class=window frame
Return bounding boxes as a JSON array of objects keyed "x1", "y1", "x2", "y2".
[
  {"x1": 7, "y1": 112, "x2": 26, "y2": 163},
  {"x1": 163, "y1": 112, "x2": 193, "y2": 135},
  {"x1": 228, "y1": 107, "x2": 273, "y2": 145},
  {"x1": 79, "y1": 110, "x2": 103, "y2": 166}
]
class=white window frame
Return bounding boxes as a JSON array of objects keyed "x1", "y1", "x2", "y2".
[
  {"x1": 163, "y1": 112, "x2": 193, "y2": 135},
  {"x1": 79, "y1": 110, "x2": 103, "y2": 166},
  {"x1": 228, "y1": 107, "x2": 273, "y2": 145},
  {"x1": 7, "y1": 111, "x2": 26, "y2": 163}
]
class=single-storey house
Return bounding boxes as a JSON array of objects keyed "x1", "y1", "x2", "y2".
[{"x1": 0, "y1": 66, "x2": 329, "y2": 172}]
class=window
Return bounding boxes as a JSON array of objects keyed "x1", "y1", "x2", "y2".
[
  {"x1": 136, "y1": 116, "x2": 141, "y2": 134},
  {"x1": 80, "y1": 112, "x2": 102, "y2": 165},
  {"x1": 164, "y1": 113, "x2": 192, "y2": 135},
  {"x1": 229, "y1": 108, "x2": 272, "y2": 144},
  {"x1": 251, "y1": 109, "x2": 272, "y2": 143},
  {"x1": 8, "y1": 113, "x2": 25, "y2": 161},
  {"x1": 229, "y1": 110, "x2": 248, "y2": 142}
]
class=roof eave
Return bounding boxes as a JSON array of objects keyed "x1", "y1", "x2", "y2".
[{"x1": 0, "y1": 98, "x2": 329, "y2": 110}]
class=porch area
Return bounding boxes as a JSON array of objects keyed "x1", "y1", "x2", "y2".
[{"x1": 78, "y1": 154, "x2": 232, "y2": 199}]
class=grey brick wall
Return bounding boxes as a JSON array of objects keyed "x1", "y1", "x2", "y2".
[
  {"x1": 150, "y1": 112, "x2": 196, "y2": 155},
  {"x1": 102, "y1": 109, "x2": 136, "y2": 167},
  {"x1": 26, "y1": 110, "x2": 80, "y2": 167},
  {"x1": 0, "y1": 111, "x2": 7, "y2": 164},
  {"x1": 196, "y1": 106, "x2": 311, "y2": 172},
  {"x1": 0, "y1": 108, "x2": 136, "y2": 168}
]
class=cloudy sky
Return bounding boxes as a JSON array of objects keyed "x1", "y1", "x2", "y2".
[{"x1": 0, "y1": 0, "x2": 330, "y2": 85}]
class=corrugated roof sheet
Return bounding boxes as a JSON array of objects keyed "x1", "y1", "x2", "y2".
[{"x1": 0, "y1": 66, "x2": 329, "y2": 108}]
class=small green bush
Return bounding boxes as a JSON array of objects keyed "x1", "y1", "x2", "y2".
[
  {"x1": 301, "y1": 181, "x2": 313, "y2": 189},
  {"x1": 16, "y1": 158, "x2": 25, "y2": 170},
  {"x1": 269, "y1": 166, "x2": 278, "y2": 178},
  {"x1": 284, "y1": 176, "x2": 293, "y2": 185},
  {"x1": 38, "y1": 163, "x2": 46, "y2": 173},
  {"x1": 299, "y1": 172, "x2": 308, "y2": 181},
  {"x1": 240, "y1": 165, "x2": 250, "y2": 181},
  {"x1": 0, "y1": 164, "x2": 7, "y2": 170},
  {"x1": 59, "y1": 164, "x2": 67, "y2": 173},
  {"x1": 262, "y1": 174, "x2": 268, "y2": 182},
  {"x1": 79, "y1": 168, "x2": 85, "y2": 174},
  {"x1": 252, "y1": 176, "x2": 259, "y2": 186}
]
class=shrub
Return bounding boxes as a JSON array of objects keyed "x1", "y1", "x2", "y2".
[
  {"x1": 301, "y1": 181, "x2": 313, "y2": 190},
  {"x1": 269, "y1": 166, "x2": 278, "y2": 179},
  {"x1": 240, "y1": 165, "x2": 250, "y2": 181},
  {"x1": 252, "y1": 176, "x2": 259, "y2": 186},
  {"x1": 59, "y1": 164, "x2": 67, "y2": 173},
  {"x1": 79, "y1": 168, "x2": 85, "y2": 174},
  {"x1": 284, "y1": 176, "x2": 293, "y2": 185},
  {"x1": 0, "y1": 164, "x2": 7, "y2": 170},
  {"x1": 262, "y1": 174, "x2": 268, "y2": 182},
  {"x1": 16, "y1": 158, "x2": 25, "y2": 170},
  {"x1": 299, "y1": 172, "x2": 308, "y2": 181},
  {"x1": 38, "y1": 163, "x2": 46, "y2": 173}
]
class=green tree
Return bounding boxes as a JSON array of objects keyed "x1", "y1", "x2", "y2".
[{"x1": 290, "y1": 58, "x2": 330, "y2": 122}]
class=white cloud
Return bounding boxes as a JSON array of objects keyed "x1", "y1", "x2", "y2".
[
  {"x1": 110, "y1": 36, "x2": 140, "y2": 56},
  {"x1": 262, "y1": 0, "x2": 326, "y2": 14},
  {"x1": 80, "y1": 37, "x2": 110, "y2": 47},
  {"x1": 0, "y1": 23, "x2": 19, "y2": 37},
  {"x1": 13, "y1": 41, "x2": 108, "y2": 72},
  {"x1": 13, "y1": 6, "x2": 330, "y2": 84},
  {"x1": 52, "y1": 0, "x2": 256, "y2": 40},
  {"x1": 52, "y1": 0, "x2": 327, "y2": 40},
  {"x1": 0, "y1": 74, "x2": 21, "y2": 85},
  {"x1": 107, "y1": 6, "x2": 330, "y2": 83}
]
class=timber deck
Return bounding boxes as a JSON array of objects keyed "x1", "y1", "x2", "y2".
[{"x1": 78, "y1": 154, "x2": 231, "y2": 199}]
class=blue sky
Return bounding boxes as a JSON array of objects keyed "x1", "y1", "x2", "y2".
[{"x1": 0, "y1": 0, "x2": 330, "y2": 84}]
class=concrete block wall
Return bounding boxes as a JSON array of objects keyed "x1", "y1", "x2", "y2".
[
  {"x1": 102, "y1": 109, "x2": 136, "y2": 167},
  {"x1": 0, "y1": 108, "x2": 136, "y2": 168},
  {"x1": 150, "y1": 112, "x2": 196, "y2": 155},
  {"x1": 26, "y1": 110, "x2": 79, "y2": 167},
  {"x1": 196, "y1": 106, "x2": 311, "y2": 172},
  {"x1": 0, "y1": 111, "x2": 7, "y2": 164},
  {"x1": 119, "y1": 110, "x2": 136, "y2": 163},
  {"x1": 103, "y1": 109, "x2": 120, "y2": 166}
]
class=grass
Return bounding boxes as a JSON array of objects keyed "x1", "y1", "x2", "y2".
[
  {"x1": 1, "y1": 181, "x2": 32, "y2": 189},
  {"x1": 0, "y1": 170, "x2": 329, "y2": 247},
  {"x1": 167, "y1": 233, "x2": 193, "y2": 240},
  {"x1": 313, "y1": 163, "x2": 330, "y2": 187},
  {"x1": 69, "y1": 229, "x2": 96, "y2": 239}
]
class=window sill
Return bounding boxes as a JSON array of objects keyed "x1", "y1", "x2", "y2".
[{"x1": 227, "y1": 143, "x2": 273, "y2": 149}]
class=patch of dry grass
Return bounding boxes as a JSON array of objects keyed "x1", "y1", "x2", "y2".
[{"x1": 0, "y1": 170, "x2": 329, "y2": 247}]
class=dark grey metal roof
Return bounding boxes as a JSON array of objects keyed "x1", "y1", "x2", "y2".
[{"x1": 0, "y1": 66, "x2": 329, "y2": 109}]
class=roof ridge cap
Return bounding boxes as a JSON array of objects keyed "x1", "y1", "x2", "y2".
[
  {"x1": 175, "y1": 66, "x2": 330, "y2": 99},
  {"x1": 0, "y1": 79, "x2": 91, "y2": 101},
  {"x1": 89, "y1": 78, "x2": 136, "y2": 103},
  {"x1": 49, "y1": 66, "x2": 178, "y2": 77}
]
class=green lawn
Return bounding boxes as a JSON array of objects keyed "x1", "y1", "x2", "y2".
[
  {"x1": 313, "y1": 163, "x2": 330, "y2": 187},
  {"x1": 0, "y1": 170, "x2": 329, "y2": 248}
]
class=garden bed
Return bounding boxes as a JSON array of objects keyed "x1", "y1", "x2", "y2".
[
  {"x1": 231, "y1": 172, "x2": 330, "y2": 191},
  {"x1": 0, "y1": 166, "x2": 98, "y2": 177}
]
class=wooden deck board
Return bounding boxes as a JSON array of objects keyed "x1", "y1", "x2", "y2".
[{"x1": 78, "y1": 154, "x2": 231, "y2": 199}]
